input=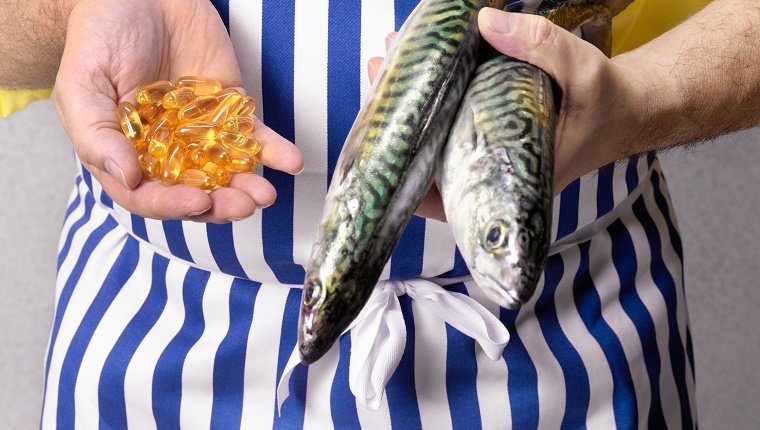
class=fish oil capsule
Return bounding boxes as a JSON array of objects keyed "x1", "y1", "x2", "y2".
[
  {"x1": 186, "y1": 143, "x2": 208, "y2": 168},
  {"x1": 178, "y1": 169, "x2": 217, "y2": 190},
  {"x1": 118, "y1": 102, "x2": 143, "y2": 142},
  {"x1": 175, "y1": 122, "x2": 219, "y2": 142},
  {"x1": 202, "y1": 141, "x2": 231, "y2": 167},
  {"x1": 134, "y1": 138, "x2": 148, "y2": 154},
  {"x1": 222, "y1": 115, "x2": 256, "y2": 135},
  {"x1": 178, "y1": 96, "x2": 220, "y2": 122},
  {"x1": 175, "y1": 76, "x2": 223, "y2": 96},
  {"x1": 161, "y1": 87, "x2": 195, "y2": 110},
  {"x1": 238, "y1": 96, "x2": 256, "y2": 116},
  {"x1": 146, "y1": 110, "x2": 179, "y2": 147},
  {"x1": 225, "y1": 146, "x2": 257, "y2": 173},
  {"x1": 137, "y1": 103, "x2": 162, "y2": 123},
  {"x1": 201, "y1": 162, "x2": 231, "y2": 186},
  {"x1": 219, "y1": 130, "x2": 261, "y2": 156},
  {"x1": 209, "y1": 93, "x2": 244, "y2": 124},
  {"x1": 136, "y1": 81, "x2": 175, "y2": 105},
  {"x1": 138, "y1": 152, "x2": 162, "y2": 179},
  {"x1": 214, "y1": 88, "x2": 242, "y2": 101},
  {"x1": 148, "y1": 140, "x2": 168, "y2": 159},
  {"x1": 161, "y1": 141, "x2": 189, "y2": 185}
]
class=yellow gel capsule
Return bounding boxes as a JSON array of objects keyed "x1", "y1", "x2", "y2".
[
  {"x1": 226, "y1": 146, "x2": 257, "y2": 173},
  {"x1": 186, "y1": 143, "x2": 208, "y2": 168},
  {"x1": 202, "y1": 141, "x2": 231, "y2": 167},
  {"x1": 134, "y1": 138, "x2": 148, "y2": 154},
  {"x1": 138, "y1": 152, "x2": 161, "y2": 179},
  {"x1": 118, "y1": 102, "x2": 143, "y2": 142},
  {"x1": 175, "y1": 76, "x2": 223, "y2": 96},
  {"x1": 178, "y1": 169, "x2": 217, "y2": 190},
  {"x1": 202, "y1": 162, "x2": 231, "y2": 187},
  {"x1": 222, "y1": 116, "x2": 239, "y2": 132},
  {"x1": 222, "y1": 115, "x2": 256, "y2": 135},
  {"x1": 214, "y1": 88, "x2": 242, "y2": 101},
  {"x1": 137, "y1": 103, "x2": 162, "y2": 123},
  {"x1": 238, "y1": 96, "x2": 256, "y2": 116},
  {"x1": 236, "y1": 115, "x2": 256, "y2": 135},
  {"x1": 161, "y1": 87, "x2": 195, "y2": 110},
  {"x1": 161, "y1": 141, "x2": 188, "y2": 185},
  {"x1": 219, "y1": 130, "x2": 261, "y2": 156},
  {"x1": 148, "y1": 140, "x2": 168, "y2": 159},
  {"x1": 136, "y1": 81, "x2": 174, "y2": 105},
  {"x1": 178, "y1": 96, "x2": 220, "y2": 122},
  {"x1": 146, "y1": 110, "x2": 179, "y2": 146},
  {"x1": 209, "y1": 93, "x2": 244, "y2": 124},
  {"x1": 175, "y1": 122, "x2": 219, "y2": 142}
]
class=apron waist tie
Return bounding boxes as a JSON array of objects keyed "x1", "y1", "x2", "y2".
[{"x1": 277, "y1": 276, "x2": 510, "y2": 413}]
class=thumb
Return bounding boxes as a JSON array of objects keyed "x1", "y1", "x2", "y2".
[
  {"x1": 478, "y1": 8, "x2": 606, "y2": 88},
  {"x1": 52, "y1": 81, "x2": 142, "y2": 190}
]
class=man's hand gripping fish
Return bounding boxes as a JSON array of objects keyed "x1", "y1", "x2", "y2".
[{"x1": 438, "y1": 0, "x2": 633, "y2": 309}]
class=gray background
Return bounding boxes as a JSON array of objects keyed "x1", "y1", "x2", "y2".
[{"x1": 1, "y1": 100, "x2": 759, "y2": 429}]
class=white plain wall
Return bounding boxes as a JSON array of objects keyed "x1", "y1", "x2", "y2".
[{"x1": 1, "y1": 100, "x2": 759, "y2": 428}]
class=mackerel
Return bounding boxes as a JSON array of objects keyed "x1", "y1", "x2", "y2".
[
  {"x1": 437, "y1": 57, "x2": 556, "y2": 309},
  {"x1": 299, "y1": 0, "x2": 505, "y2": 364},
  {"x1": 437, "y1": 0, "x2": 634, "y2": 309}
]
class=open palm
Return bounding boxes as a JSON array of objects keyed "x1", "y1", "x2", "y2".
[{"x1": 54, "y1": 0, "x2": 303, "y2": 222}]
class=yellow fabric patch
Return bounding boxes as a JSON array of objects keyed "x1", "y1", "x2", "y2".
[
  {"x1": 612, "y1": 0, "x2": 713, "y2": 55},
  {"x1": 0, "y1": 87, "x2": 53, "y2": 118}
]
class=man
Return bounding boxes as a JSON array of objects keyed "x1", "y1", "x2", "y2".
[{"x1": 1, "y1": 0, "x2": 756, "y2": 427}]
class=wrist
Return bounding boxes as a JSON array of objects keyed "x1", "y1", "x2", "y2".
[{"x1": 610, "y1": 49, "x2": 686, "y2": 156}]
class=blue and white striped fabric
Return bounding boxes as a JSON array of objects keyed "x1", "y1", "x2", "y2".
[{"x1": 40, "y1": 0, "x2": 696, "y2": 428}]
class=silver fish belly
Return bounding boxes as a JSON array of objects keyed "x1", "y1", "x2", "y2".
[
  {"x1": 437, "y1": 56, "x2": 557, "y2": 309},
  {"x1": 298, "y1": 0, "x2": 506, "y2": 364}
]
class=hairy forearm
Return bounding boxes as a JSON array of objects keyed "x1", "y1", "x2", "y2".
[
  {"x1": 613, "y1": 0, "x2": 760, "y2": 154},
  {"x1": 0, "y1": 0, "x2": 78, "y2": 88}
]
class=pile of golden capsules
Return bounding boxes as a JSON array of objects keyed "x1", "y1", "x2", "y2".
[{"x1": 118, "y1": 76, "x2": 260, "y2": 190}]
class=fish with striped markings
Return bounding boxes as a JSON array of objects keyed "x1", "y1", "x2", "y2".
[
  {"x1": 298, "y1": 0, "x2": 506, "y2": 364},
  {"x1": 437, "y1": 0, "x2": 633, "y2": 308}
]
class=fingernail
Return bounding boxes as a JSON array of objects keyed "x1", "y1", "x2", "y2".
[
  {"x1": 187, "y1": 206, "x2": 212, "y2": 217},
  {"x1": 368, "y1": 61, "x2": 379, "y2": 79},
  {"x1": 481, "y1": 8, "x2": 514, "y2": 34},
  {"x1": 104, "y1": 159, "x2": 129, "y2": 189},
  {"x1": 226, "y1": 216, "x2": 249, "y2": 222}
]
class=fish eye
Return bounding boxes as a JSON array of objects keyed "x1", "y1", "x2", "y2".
[
  {"x1": 303, "y1": 279, "x2": 323, "y2": 307},
  {"x1": 483, "y1": 219, "x2": 509, "y2": 251}
]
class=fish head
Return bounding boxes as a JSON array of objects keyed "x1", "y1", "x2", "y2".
[
  {"x1": 450, "y1": 155, "x2": 550, "y2": 310},
  {"x1": 298, "y1": 194, "x2": 378, "y2": 364},
  {"x1": 298, "y1": 271, "x2": 358, "y2": 364}
]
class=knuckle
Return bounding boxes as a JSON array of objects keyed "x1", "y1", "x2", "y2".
[{"x1": 529, "y1": 16, "x2": 558, "y2": 50}]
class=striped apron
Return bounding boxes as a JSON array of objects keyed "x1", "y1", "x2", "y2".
[{"x1": 41, "y1": 1, "x2": 696, "y2": 428}]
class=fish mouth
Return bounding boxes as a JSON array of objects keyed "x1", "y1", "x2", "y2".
[
  {"x1": 298, "y1": 314, "x2": 333, "y2": 365},
  {"x1": 476, "y1": 271, "x2": 523, "y2": 310}
]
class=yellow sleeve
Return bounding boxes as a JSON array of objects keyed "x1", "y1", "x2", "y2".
[
  {"x1": 0, "y1": 87, "x2": 53, "y2": 118},
  {"x1": 611, "y1": 0, "x2": 713, "y2": 55}
]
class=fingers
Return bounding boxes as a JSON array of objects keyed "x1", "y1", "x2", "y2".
[
  {"x1": 85, "y1": 161, "x2": 214, "y2": 219},
  {"x1": 478, "y1": 8, "x2": 606, "y2": 87},
  {"x1": 385, "y1": 32, "x2": 397, "y2": 50},
  {"x1": 53, "y1": 78, "x2": 143, "y2": 191},
  {"x1": 368, "y1": 57, "x2": 384, "y2": 83},
  {"x1": 251, "y1": 116, "x2": 304, "y2": 174},
  {"x1": 414, "y1": 183, "x2": 447, "y2": 222}
]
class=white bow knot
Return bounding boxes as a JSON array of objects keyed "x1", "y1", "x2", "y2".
[{"x1": 277, "y1": 277, "x2": 510, "y2": 413}]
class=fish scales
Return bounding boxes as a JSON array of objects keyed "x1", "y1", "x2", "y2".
[
  {"x1": 437, "y1": 56, "x2": 556, "y2": 309},
  {"x1": 299, "y1": 0, "x2": 505, "y2": 364}
]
